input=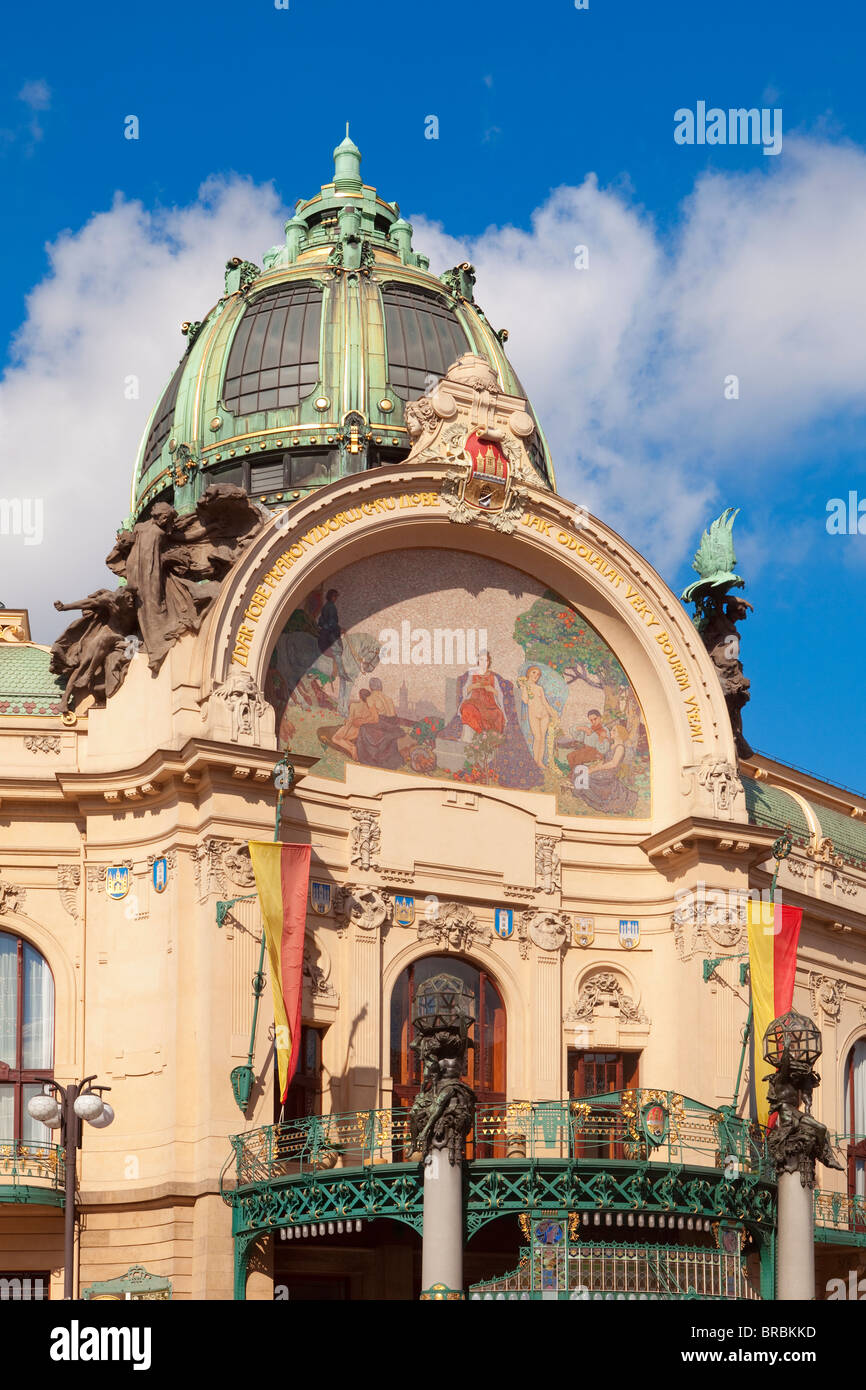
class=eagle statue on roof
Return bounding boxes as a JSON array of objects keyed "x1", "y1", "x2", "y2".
[{"x1": 682, "y1": 507, "x2": 754, "y2": 760}]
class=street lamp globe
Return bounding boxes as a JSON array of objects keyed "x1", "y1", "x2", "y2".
[
  {"x1": 86, "y1": 1102, "x2": 115, "y2": 1129},
  {"x1": 27, "y1": 1094, "x2": 62, "y2": 1128},
  {"x1": 762, "y1": 1010, "x2": 823, "y2": 1071},
  {"x1": 73, "y1": 1093, "x2": 105, "y2": 1122}
]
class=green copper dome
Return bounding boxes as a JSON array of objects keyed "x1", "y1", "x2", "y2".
[{"x1": 130, "y1": 137, "x2": 555, "y2": 520}]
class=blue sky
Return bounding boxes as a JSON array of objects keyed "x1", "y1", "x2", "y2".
[{"x1": 1, "y1": 0, "x2": 865, "y2": 789}]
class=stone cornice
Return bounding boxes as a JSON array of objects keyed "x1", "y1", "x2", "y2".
[{"x1": 640, "y1": 817, "x2": 779, "y2": 868}]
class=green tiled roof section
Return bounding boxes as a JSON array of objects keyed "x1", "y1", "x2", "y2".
[
  {"x1": 741, "y1": 776, "x2": 810, "y2": 846},
  {"x1": 0, "y1": 645, "x2": 64, "y2": 715},
  {"x1": 811, "y1": 802, "x2": 866, "y2": 871}
]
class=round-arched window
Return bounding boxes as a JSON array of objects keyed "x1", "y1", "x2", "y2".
[
  {"x1": 0, "y1": 933, "x2": 54, "y2": 1144},
  {"x1": 390, "y1": 955, "x2": 506, "y2": 1111},
  {"x1": 844, "y1": 1039, "x2": 866, "y2": 1200}
]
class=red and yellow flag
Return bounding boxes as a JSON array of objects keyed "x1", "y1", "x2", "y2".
[
  {"x1": 746, "y1": 899, "x2": 802, "y2": 1126},
  {"x1": 248, "y1": 842, "x2": 312, "y2": 1103}
]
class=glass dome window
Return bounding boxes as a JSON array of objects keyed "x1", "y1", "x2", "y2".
[
  {"x1": 223, "y1": 282, "x2": 323, "y2": 416},
  {"x1": 141, "y1": 358, "x2": 185, "y2": 471},
  {"x1": 382, "y1": 284, "x2": 469, "y2": 400}
]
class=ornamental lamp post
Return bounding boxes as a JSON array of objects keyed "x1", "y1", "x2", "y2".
[
  {"x1": 410, "y1": 974, "x2": 476, "y2": 1301},
  {"x1": 27, "y1": 1075, "x2": 114, "y2": 1300},
  {"x1": 762, "y1": 1011, "x2": 842, "y2": 1300}
]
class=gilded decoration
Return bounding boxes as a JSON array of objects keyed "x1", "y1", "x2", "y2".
[{"x1": 264, "y1": 551, "x2": 650, "y2": 820}]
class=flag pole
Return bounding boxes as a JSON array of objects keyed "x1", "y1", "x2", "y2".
[
  {"x1": 230, "y1": 748, "x2": 295, "y2": 1113},
  {"x1": 731, "y1": 825, "x2": 792, "y2": 1112}
]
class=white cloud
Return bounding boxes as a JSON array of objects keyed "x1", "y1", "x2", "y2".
[
  {"x1": 2, "y1": 137, "x2": 865, "y2": 644},
  {"x1": 412, "y1": 135, "x2": 866, "y2": 572},
  {"x1": 0, "y1": 176, "x2": 288, "y2": 639}
]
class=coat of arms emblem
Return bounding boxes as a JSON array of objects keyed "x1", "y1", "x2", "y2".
[
  {"x1": 573, "y1": 916, "x2": 594, "y2": 947},
  {"x1": 618, "y1": 918, "x2": 640, "y2": 950},
  {"x1": 106, "y1": 866, "x2": 130, "y2": 900},
  {"x1": 310, "y1": 881, "x2": 332, "y2": 916},
  {"x1": 152, "y1": 857, "x2": 168, "y2": 893},
  {"x1": 493, "y1": 908, "x2": 513, "y2": 939},
  {"x1": 394, "y1": 894, "x2": 415, "y2": 926},
  {"x1": 641, "y1": 1100, "x2": 669, "y2": 1149}
]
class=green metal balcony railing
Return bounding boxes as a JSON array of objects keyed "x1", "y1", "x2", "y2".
[
  {"x1": 469, "y1": 1240, "x2": 761, "y2": 1301},
  {"x1": 0, "y1": 1141, "x2": 65, "y2": 1202},
  {"x1": 814, "y1": 1188, "x2": 866, "y2": 1239},
  {"x1": 228, "y1": 1091, "x2": 774, "y2": 1186}
]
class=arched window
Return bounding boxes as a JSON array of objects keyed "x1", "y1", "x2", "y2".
[
  {"x1": 382, "y1": 284, "x2": 469, "y2": 400},
  {"x1": 222, "y1": 283, "x2": 323, "y2": 416},
  {"x1": 0, "y1": 933, "x2": 54, "y2": 1144},
  {"x1": 390, "y1": 955, "x2": 506, "y2": 1130},
  {"x1": 844, "y1": 1039, "x2": 866, "y2": 1199}
]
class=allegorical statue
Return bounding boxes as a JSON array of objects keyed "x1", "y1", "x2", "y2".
[
  {"x1": 763, "y1": 1015, "x2": 844, "y2": 1188},
  {"x1": 50, "y1": 588, "x2": 138, "y2": 714},
  {"x1": 51, "y1": 483, "x2": 265, "y2": 713},
  {"x1": 408, "y1": 983, "x2": 476, "y2": 1165},
  {"x1": 681, "y1": 508, "x2": 754, "y2": 758}
]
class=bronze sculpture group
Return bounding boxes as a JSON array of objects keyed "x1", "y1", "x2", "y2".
[{"x1": 50, "y1": 484, "x2": 265, "y2": 714}]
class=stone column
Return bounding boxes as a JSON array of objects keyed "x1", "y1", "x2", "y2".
[
  {"x1": 776, "y1": 1170, "x2": 815, "y2": 1300},
  {"x1": 421, "y1": 1149, "x2": 463, "y2": 1295}
]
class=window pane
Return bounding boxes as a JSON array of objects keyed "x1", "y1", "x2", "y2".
[
  {"x1": 0, "y1": 1084, "x2": 13, "y2": 1143},
  {"x1": 0, "y1": 935, "x2": 16, "y2": 1067},
  {"x1": 22, "y1": 944, "x2": 53, "y2": 1070},
  {"x1": 141, "y1": 358, "x2": 185, "y2": 470},
  {"x1": 21, "y1": 1084, "x2": 47, "y2": 1144},
  {"x1": 223, "y1": 283, "x2": 323, "y2": 416},
  {"x1": 383, "y1": 285, "x2": 470, "y2": 401}
]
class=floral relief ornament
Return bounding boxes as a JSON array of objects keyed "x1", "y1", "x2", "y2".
[
  {"x1": 809, "y1": 972, "x2": 846, "y2": 1021},
  {"x1": 336, "y1": 884, "x2": 392, "y2": 933}
]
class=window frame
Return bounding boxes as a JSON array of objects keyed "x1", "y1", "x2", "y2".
[{"x1": 0, "y1": 933, "x2": 55, "y2": 1145}]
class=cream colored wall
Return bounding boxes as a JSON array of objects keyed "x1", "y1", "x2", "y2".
[{"x1": 1, "y1": 465, "x2": 865, "y2": 1299}]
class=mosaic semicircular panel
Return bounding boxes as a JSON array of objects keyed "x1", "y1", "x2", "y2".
[{"x1": 265, "y1": 549, "x2": 650, "y2": 817}]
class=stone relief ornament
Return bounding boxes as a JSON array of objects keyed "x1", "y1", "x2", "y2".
[
  {"x1": 403, "y1": 353, "x2": 537, "y2": 530},
  {"x1": 671, "y1": 886, "x2": 746, "y2": 962},
  {"x1": 809, "y1": 972, "x2": 846, "y2": 1021},
  {"x1": 535, "y1": 835, "x2": 562, "y2": 895},
  {"x1": 518, "y1": 909, "x2": 571, "y2": 958},
  {"x1": 303, "y1": 936, "x2": 338, "y2": 1005},
  {"x1": 336, "y1": 884, "x2": 392, "y2": 933},
  {"x1": 694, "y1": 756, "x2": 744, "y2": 819},
  {"x1": 222, "y1": 842, "x2": 257, "y2": 889},
  {"x1": 51, "y1": 484, "x2": 265, "y2": 713},
  {"x1": 209, "y1": 667, "x2": 270, "y2": 743},
  {"x1": 191, "y1": 838, "x2": 232, "y2": 899},
  {"x1": 24, "y1": 736, "x2": 61, "y2": 755},
  {"x1": 565, "y1": 970, "x2": 648, "y2": 1025},
  {"x1": 0, "y1": 875, "x2": 25, "y2": 914},
  {"x1": 418, "y1": 902, "x2": 490, "y2": 951},
  {"x1": 57, "y1": 865, "x2": 81, "y2": 920},
  {"x1": 350, "y1": 809, "x2": 381, "y2": 872}
]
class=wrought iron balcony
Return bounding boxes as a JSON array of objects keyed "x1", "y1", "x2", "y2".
[
  {"x1": 469, "y1": 1240, "x2": 762, "y2": 1301},
  {"x1": 0, "y1": 1141, "x2": 65, "y2": 1205},
  {"x1": 227, "y1": 1091, "x2": 773, "y2": 1183}
]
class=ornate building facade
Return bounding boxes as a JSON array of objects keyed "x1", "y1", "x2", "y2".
[{"x1": 1, "y1": 137, "x2": 864, "y2": 1301}]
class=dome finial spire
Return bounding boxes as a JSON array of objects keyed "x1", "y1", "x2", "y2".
[{"x1": 333, "y1": 127, "x2": 363, "y2": 194}]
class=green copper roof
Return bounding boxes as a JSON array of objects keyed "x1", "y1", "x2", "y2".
[
  {"x1": 810, "y1": 801, "x2": 866, "y2": 871},
  {"x1": 0, "y1": 645, "x2": 64, "y2": 715},
  {"x1": 741, "y1": 775, "x2": 810, "y2": 847},
  {"x1": 130, "y1": 135, "x2": 555, "y2": 521}
]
